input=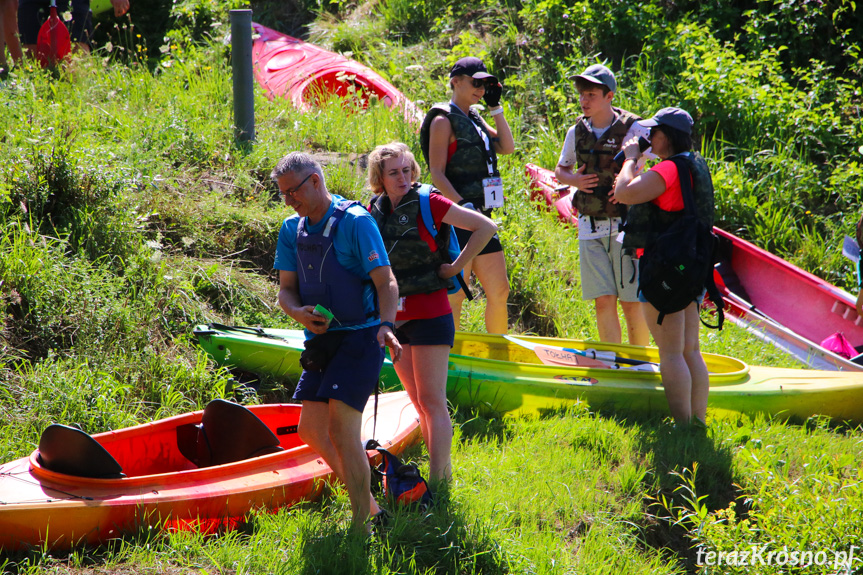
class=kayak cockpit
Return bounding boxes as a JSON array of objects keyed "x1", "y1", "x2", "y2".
[
  {"x1": 31, "y1": 401, "x2": 306, "y2": 485},
  {"x1": 451, "y1": 331, "x2": 750, "y2": 383}
]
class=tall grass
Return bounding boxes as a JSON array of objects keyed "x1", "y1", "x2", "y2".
[{"x1": 1, "y1": 1, "x2": 863, "y2": 573}]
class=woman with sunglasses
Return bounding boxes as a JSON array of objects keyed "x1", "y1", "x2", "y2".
[{"x1": 420, "y1": 56, "x2": 515, "y2": 334}]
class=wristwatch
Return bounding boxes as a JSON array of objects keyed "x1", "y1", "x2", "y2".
[{"x1": 379, "y1": 321, "x2": 395, "y2": 330}]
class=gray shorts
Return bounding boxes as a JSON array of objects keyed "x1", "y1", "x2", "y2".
[{"x1": 580, "y1": 236, "x2": 640, "y2": 301}]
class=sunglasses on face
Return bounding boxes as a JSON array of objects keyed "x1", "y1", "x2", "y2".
[{"x1": 467, "y1": 77, "x2": 491, "y2": 89}]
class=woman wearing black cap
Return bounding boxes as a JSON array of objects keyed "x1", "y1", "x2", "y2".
[
  {"x1": 420, "y1": 56, "x2": 515, "y2": 334},
  {"x1": 612, "y1": 107, "x2": 716, "y2": 426}
]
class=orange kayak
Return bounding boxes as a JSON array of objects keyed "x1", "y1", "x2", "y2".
[
  {"x1": 252, "y1": 22, "x2": 421, "y2": 122},
  {"x1": 0, "y1": 392, "x2": 420, "y2": 551}
]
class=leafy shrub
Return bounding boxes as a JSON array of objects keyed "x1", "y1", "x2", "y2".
[{"x1": 2, "y1": 137, "x2": 142, "y2": 264}]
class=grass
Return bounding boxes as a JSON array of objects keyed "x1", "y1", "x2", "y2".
[{"x1": 2, "y1": 0, "x2": 863, "y2": 573}]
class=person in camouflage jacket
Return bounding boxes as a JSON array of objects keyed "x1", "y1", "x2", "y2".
[{"x1": 555, "y1": 64, "x2": 650, "y2": 346}]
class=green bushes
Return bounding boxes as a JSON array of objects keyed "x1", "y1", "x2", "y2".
[{"x1": 2, "y1": 139, "x2": 141, "y2": 265}]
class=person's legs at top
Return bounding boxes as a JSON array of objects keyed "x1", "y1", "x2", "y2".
[
  {"x1": 68, "y1": 0, "x2": 92, "y2": 53},
  {"x1": 471, "y1": 250, "x2": 509, "y2": 334},
  {"x1": 1, "y1": 0, "x2": 23, "y2": 65},
  {"x1": 17, "y1": 0, "x2": 41, "y2": 55},
  {"x1": 0, "y1": 2, "x2": 7, "y2": 72},
  {"x1": 642, "y1": 303, "x2": 692, "y2": 424},
  {"x1": 682, "y1": 302, "x2": 709, "y2": 424}
]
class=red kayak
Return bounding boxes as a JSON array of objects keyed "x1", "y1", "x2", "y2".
[
  {"x1": 525, "y1": 162, "x2": 863, "y2": 370},
  {"x1": 0, "y1": 392, "x2": 420, "y2": 551},
  {"x1": 252, "y1": 23, "x2": 421, "y2": 122},
  {"x1": 525, "y1": 163, "x2": 577, "y2": 226},
  {"x1": 713, "y1": 229, "x2": 863, "y2": 371}
]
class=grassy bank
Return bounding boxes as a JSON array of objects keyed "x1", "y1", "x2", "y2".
[{"x1": 2, "y1": 0, "x2": 863, "y2": 573}]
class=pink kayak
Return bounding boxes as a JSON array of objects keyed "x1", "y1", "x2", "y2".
[
  {"x1": 524, "y1": 162, "x2": 863, "y2": 370},
  {"x1": 252, "y1": 23, "x2": 421, "y2": 122},
  {"x1": 525, "y1": 163, "x2": 577, "y2": 226}
]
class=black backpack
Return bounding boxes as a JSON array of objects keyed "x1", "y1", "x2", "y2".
[{"x1": 637, "y1": 156, "x2": 725, "y2": 328}]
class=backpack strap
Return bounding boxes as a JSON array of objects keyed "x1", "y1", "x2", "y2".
[
  {"x1": 416, "y1": 184, "x2": 472, "y2": 300},
  {"x1": 417, "y1": 183, "x2": 437, "y2": 238},
  {"x1": 670, "y1": 157, "x2": 725, "y2": 330}
]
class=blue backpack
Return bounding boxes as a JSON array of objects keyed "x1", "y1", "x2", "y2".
[{"x1": 416, "y1": 184, "x2": 472, "y2": 300}]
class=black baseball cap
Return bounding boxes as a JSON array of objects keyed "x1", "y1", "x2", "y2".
[
  {"x1": 449, "y1": 57, "x2": 495, "y2": 81},
  {"x1": 639, "y1": 107, "x2": 694, "y2": 135}
]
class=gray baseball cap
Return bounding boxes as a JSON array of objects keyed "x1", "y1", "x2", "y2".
[
  {"x1": 639, "y1": 107, "x2": 694, "y2": 135},
  {"x1": 575, "y1": 64, "x2": 616, "y2": 92}
]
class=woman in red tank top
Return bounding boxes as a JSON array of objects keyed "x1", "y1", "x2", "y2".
[
  {"x1": 367, "y1": 142, "x2": 496, "y2": 482},
  {"x1": 612, "y1": 107, "x2": 713, "y2": 427}
]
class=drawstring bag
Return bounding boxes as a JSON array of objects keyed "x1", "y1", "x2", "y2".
[
  {"x1": 820, "y1": 332, "x2": 857, "y2": 359},
  {"x1": 366, "y1": 439, "x2": 432, "y2": 509}
]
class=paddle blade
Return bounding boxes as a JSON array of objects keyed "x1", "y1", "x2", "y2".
[
  {"x1": 36, "y1": 6, "x2": 72, "y2": 68},
  {"x1": 842, "y1": 235, "x2": 860, "y2": 264}
]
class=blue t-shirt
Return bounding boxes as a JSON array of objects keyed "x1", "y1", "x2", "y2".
[{"x1": 274, "y1": 195, "x2": 390, "y2": 332}]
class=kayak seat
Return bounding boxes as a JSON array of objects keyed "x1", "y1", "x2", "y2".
[
  {"x1": 177, "y1": 399, "x2": 283, "y2": 467},
  {"x1": 37, "y1": 424, "x2": 126, "y2": 479}
]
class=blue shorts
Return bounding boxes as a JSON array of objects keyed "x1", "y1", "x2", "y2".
[
  {"x1": 395, "y1": 314, "x2": 455, "y2": 347},
  {"x1": 293, "y1": 326, "x2": 384, "y2": 413},
  {"x1": 18, "y1": 0, "x2": 93, "y2": 44}
]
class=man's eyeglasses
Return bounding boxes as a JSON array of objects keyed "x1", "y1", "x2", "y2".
[
  {"x1": 279, "y1": 173, "x2": 314, "y2": 199},
  {"x1": 468, "y1": 77, "x2": 491, "y2": 89}
]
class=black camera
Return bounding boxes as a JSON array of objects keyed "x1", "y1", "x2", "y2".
[{"x1": 613, "y1": 137, "x2": 651, "y2": 167}]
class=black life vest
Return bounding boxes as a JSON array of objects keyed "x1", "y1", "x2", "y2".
[
  {"x1": 622, "y1": 152, "x2": 714, "y2": 250},
  {"x1": 572, "y1": 107, "x2": 640, "y2": 218},
  {"x1": 419, "y1": 102, "x2": 499, "y2": 209},
  {"x1": 369, "y1": 186, "x2": 450, "y2": 297}
]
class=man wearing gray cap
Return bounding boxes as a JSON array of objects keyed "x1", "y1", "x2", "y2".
[{"x1": 555, "y1": 63, "x2": 651, "y2": 346}]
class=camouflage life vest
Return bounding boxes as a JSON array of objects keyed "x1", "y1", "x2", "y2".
[
  {"x1": 369, "y1": 185, "x2": 450, "y2": 297},
  {"x1": 572, "y1": 107, "x2": 640, "y2": 218},
  {"x1": 420, "y1": 103, "x2": 499, "y2": 209},
  {"x1": 622, "y1": 152, "x2": 715, "y2": 250}
]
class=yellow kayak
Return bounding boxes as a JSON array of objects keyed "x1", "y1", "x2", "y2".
[{"x1": 193, "y1": 325, "x2": 863, "y2": 423}]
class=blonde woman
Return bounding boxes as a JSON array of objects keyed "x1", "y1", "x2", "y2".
[
  {"x1": 367, "y1": 142, "x2": 496, "y2": 481},
  {"x1": 421, "y1": 56, "x2": 515, "y2": 333}
]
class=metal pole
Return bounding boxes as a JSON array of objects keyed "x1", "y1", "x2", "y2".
[{"x1": 230, "y1": 9, "x2": 255, "y2": 143}]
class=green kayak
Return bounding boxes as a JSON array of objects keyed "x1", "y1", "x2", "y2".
[{"x1": 193, "y1": 324, "x2": 863, "y2": 423}]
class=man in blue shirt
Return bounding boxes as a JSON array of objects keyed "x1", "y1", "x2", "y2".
[{"x1": 272, "y1": 152, "x2": 401, "y2": 534}]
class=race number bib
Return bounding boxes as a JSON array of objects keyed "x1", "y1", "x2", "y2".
[{"x1": 482, "y1": 177, "x2": 504, "y2": 209}]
